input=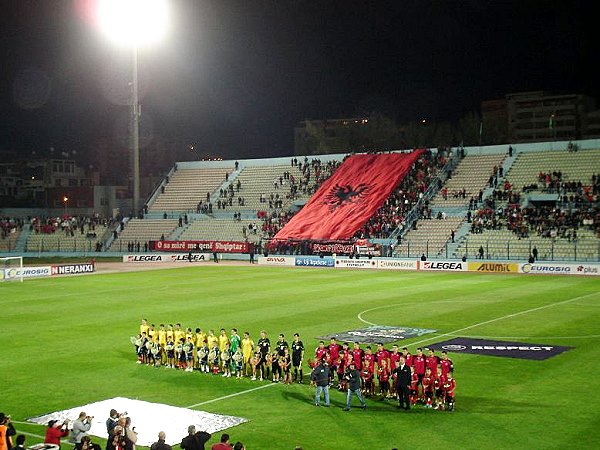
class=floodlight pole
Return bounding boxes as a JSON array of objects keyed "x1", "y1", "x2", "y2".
[{"x1": 132, "y1": 44, "x2": 140, "y2": 217}]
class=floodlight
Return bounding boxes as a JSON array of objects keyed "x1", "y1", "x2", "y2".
[{"x1": 96, "y1": 0, "x2": 168, "y2": 47}]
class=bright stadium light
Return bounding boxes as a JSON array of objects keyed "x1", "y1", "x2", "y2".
[
  {"x1": 95, "y1": 0, "x2": 168, "y2": 216},
  {"x1": 96, "y1": 0, "x2": 169, "y2": 48}
]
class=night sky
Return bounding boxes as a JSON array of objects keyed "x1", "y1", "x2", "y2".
[{"x1": 0, "y1": 0, "x2": 596, "y2": 162}]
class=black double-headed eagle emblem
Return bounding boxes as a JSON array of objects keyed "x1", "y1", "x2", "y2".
[{"x1": 323, "y1": 183, "x2": 370, "y2": 210}]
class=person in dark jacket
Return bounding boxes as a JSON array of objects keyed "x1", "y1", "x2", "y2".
[
  {"x1": 343, "y1": 362, "x2": 366, "y2": 411},
  {"x1": 310, "y1": 359, "x2": 330, "y2": 407},
  {"x1": 393, "y1": 356, "x2": 412, "y2": 410},
  {"x1": 150, "y1": 432, "x2": 171, "y2": 450},
  {"x1": 180, "y1": 425, "x2": 211, "y2": 450}
]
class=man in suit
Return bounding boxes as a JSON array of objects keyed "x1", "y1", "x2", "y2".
[{"x1": 393, "y1": 356, "x2": 412, "y2": 410}]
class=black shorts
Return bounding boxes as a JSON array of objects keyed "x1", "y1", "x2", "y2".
[{"x1": 424, "y1": 390, "x2": 433, "y2": 399}]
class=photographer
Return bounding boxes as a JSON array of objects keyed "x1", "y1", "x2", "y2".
[
  {"x1": 0, "y1": 413, "x2": 16, "y2": 450},
  {"x1": 107, "y1": 426, "x2": 133, "y2": 450},
  {"x1": 44, "y1": 420, "x2": 69, "y2": 447},
  {"x1": 105, "y1": 410, "x2": 120, "y2": 438},
  {"x1": 70, "y1": 412, "x2": 92, "y2": 446},
  {"x1": 123, "y1": 417, "x2": 138, "y2": 450},
  {"x1": 80, "y1": 436, "x2": 101, "y2": 450}
]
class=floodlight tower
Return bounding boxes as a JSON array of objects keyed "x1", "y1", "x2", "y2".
[{"x1": 96, "y1": 0, "x2": 168, "y2": 216}]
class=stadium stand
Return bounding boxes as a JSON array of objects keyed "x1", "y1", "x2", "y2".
[
  {"x1": 457, "y1": 228, "x2": 598, "y2": 261},
  {"x1": 431, "y1": 153, "x2": 507, "y2": 207},
  {"x1": 504, "y1": 148, "x2": 600, "y2": 193},
  {"x1": 0, "y1": 218, "x2": 22, "y2": 252},
  {"x1": 110, "y1": 219, "x2": 179, "y2": 251},
  {"x1": 453, "y1": 148, "x2": 600, "y2": 261},
  {"x1": 393, "y1": 216, "x2": 464, "y2": 258},
  {"x1": 0, "y1": 231, "x2": 20, "y2": 252},
  {"x1": 179, "y1": 218, "x2": 262, "y2": 243},
  {"x1": 214, "y1": 165, "x2": 304, "y2": 212},
  {"x1": 25, "y1": 216, "x2": 110, "y2": 252},
  {"x1": 149, "y1": 168, "x2": 229, "y2": 213}
]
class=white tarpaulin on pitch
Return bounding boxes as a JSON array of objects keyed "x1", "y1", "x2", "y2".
[{"x1": 28, "y1": 397, "x2": 248, "y2": 446}]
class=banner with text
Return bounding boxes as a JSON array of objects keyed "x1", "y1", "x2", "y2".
[
  {"x1": 294, "y1": 256, "x2": 335, "y2": 268},
  {"x1": 51, "y1": 263, "x2": 95, "y2": 276},
  {"x1": 377, "y1": 259, "x2": 418, "y2": 270},
  {"x1": 430, "y1": 337, "x2": 573, "y2": 360},
  {"x1": 152, "y1": 240, "x2": 249, "y2": 253},
  {"x1": 520, "y1": 262, "x2": 600, "y2": 276},
  {"x1": 123, "y1": 254, "x2": 211, "y2": 263},
  {"x1": 335, "y1": 258, "x2": 378, "y2": 269},
  {"x1": 419, "y1": 260, "x2": 467, "y2": 271},
  {"x1": 257, "y1": 256, "x2": 296, "y2": 266},
  {"x1": 2, "y1": 266, "x2": 51, "y2": 280},
  {"x1": 468, "y1": 262, "x2": 519, "y2": 273}
]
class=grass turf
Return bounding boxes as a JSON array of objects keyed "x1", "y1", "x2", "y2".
[{"x1": 2, "y1": 266, "x2": 599, "y2": 449}]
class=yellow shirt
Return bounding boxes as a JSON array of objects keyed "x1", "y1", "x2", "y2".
[
  {"x1": 196, "y1": 332, "x2": 207, "y2": 347},
  {"x1": 218, "y1": 334, "x2": 230, "y2": 352},
  {"x1": 158, "y1": 330, "x2": 167, "y2": 345},
  {"x1": 174, "y1": 329, "x2": 185, "y2": 343},
  {"x1": 140, "y1": 323, "x2": 149, "y2": 335},
  {"x1": 148, "y1": 328, "x2": 157, "y2": 342},
  {"x1": 207, "y1": 335, "x2": 219, "y2": 350},
  {"x1": 166, "y1": 330, "x2": 174, "y2": 341},
  {"x1": 242, "y1": 338, "x2": 255, "y2": 359}
]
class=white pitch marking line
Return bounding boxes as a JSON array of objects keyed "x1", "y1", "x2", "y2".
[
  {"x1": 186, "y1": 382, "x2": 277, "y2": 408},
  {"x1": 357, "y1": 300, "x2": 481, "y2": 325},
  {"x1": 407, "y1": 291, "x2": 599, "y2": 347},
  {"x1": 446, "y1": 334, "x2": 600, "y2": 340}
]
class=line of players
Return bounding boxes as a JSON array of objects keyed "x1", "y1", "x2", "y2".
[
  {"x1": 133, "y1": 320, "x2": 456, "y2": 410},
  {"x1": 133, "y1": 321, "x2": 306, "y2": 382},
  {"x1": 312, "y1": 339, "x2": 456, "y2": 411}
]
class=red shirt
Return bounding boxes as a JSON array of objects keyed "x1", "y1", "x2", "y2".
[
  {"x1": 444, "y1": 378, "x2": 456, "y2": 396},
  {"x1": 422, "y1": 375, "x2": 434, "y2": 392},
  {"x1": 211, "y1": 444, "x2": 232, "y2": 450},
  {"x1": 315, "y1": 347, "x2": 328, "y2": 361},
  {"x1": 378, "y1": 366, "x2": 389, "y2": 382},
  {"x1": 410, "y1": 372, "x2": 419, "y2": 389},
  {"x1": 426, "y1": 355, "x2": 439, "y2": 373},
  {"x1": 344, "y1": 351, "x2": 353, "y2": 367},
  {"x1": 413, "y1": 355, "x2": 426, "y2": 375},
  {"x1": 352, "y1": 349, "x2": 364, "y2": 369},
  {"x1": 328, "y1": 343, "x2": 340, "y2": 364},
  {"x1": 375, "y1": 349, "x2": 390, "y2": 368},
  {"x1": 403, "y1": 353, "x2": 413, "y2": 366},
  {"x1": 45, "y1": 427, "x2": 69, "y2": 445},
  {"x1": 440, "y1": 358, "x2": 453, "y2": 376},
  {"x1": 389, "y1": 351, "x2": 401, "y2": 368},
  {"x1": 363, "y1": 353, "x2": 375, "y2": 373},
  {"x1": 434, "y1": 374, "x2": 447, "y2": 390}
]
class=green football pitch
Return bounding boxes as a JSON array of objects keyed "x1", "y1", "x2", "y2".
[{"x1": 2, "y1": 265, "x2": 599, "y2": 450}]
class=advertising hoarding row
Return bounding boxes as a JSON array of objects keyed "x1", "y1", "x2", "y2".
[{"x1": 257, "y1": 256, "x2": 599, "y2": 276}]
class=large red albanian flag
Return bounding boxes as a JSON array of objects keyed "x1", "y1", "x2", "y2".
[{"x1": 274, "y1": 150, "x2": 424, "y2": 240}]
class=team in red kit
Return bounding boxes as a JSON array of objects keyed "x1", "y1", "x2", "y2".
[{"x1": 309, "y1": 339, "x2": 456, "y2": 411}]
